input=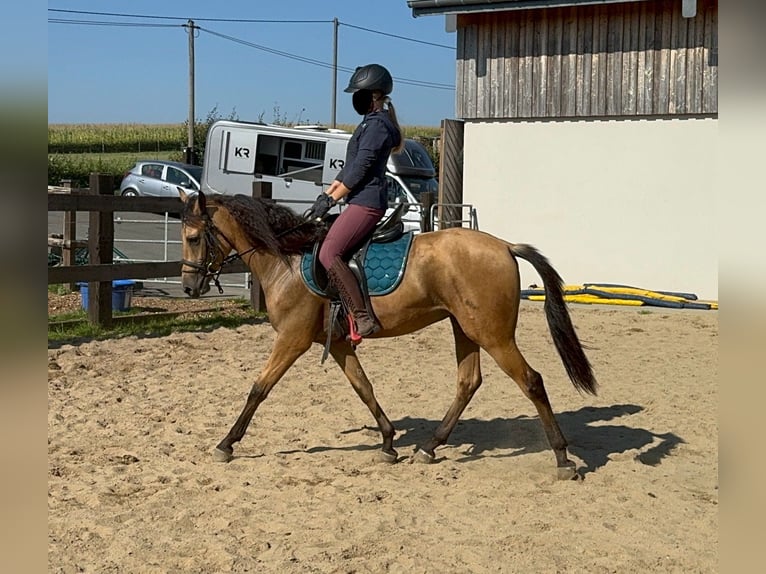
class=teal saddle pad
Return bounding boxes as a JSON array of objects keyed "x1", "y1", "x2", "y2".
[{"x1": 300, "y1": 232, "x2": 414, "y2": 297}]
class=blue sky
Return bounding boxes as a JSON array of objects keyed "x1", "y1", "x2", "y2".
[{"x1": 47, "y1": 1, "x2": 457, "y2": 127}]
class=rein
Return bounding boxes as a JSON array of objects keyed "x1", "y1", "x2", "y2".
[{"x1": 275, "y1": 219, "x2": 315, "y2": 239}]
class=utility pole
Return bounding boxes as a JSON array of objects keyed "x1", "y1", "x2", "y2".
[
  {"x1": 184, "y1": 19, "x2": 196, "y2": 164},
  {"x1": 331, "y1": 17, "x2": 338, "y2": 129}
]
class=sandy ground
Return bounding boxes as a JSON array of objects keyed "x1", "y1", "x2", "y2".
[{"x1": 48, "y1": 302, "x2": 718, "y2": 573}]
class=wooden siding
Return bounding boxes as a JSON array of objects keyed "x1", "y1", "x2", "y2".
[{"x1": 456, "y1": 0, "x2": 717, "y2": 118}]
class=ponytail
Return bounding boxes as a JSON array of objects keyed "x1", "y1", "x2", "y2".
[{"x1": 384, "y1": 97, "x2": 405, "y2": 153}]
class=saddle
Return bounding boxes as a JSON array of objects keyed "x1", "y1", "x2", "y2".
[
  {"x1": 300, "y1": 203, "x2": 414, "y2": 360},
  {"x1": 308, "y1": 202, "x2": 407, "y2": 294}
]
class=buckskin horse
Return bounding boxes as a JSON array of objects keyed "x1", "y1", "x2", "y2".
[{"x1": 178, "y1": 190, "x2": 597, "y2": 480}]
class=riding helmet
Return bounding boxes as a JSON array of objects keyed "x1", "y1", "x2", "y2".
[{"x1": 344, "y1": 64, "x2": 394, "y2": 95}]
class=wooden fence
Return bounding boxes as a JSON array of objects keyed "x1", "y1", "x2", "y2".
[
  {"x1": 48, "y1": 174, "x2": 256, "y2": 328},
  {"x1": 49, "y1": 174, "x2": 447, "y2": 328}
]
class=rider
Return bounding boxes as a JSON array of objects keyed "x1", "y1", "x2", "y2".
[{"x1": 305, "y1": 63, "x2": 404, "y2": 338}]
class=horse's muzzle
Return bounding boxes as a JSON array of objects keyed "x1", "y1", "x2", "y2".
[{"x1": 182, "y1": 272, "x2": 211, "y2": 298}]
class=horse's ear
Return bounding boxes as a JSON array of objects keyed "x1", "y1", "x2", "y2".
[
  {"x1": 197, "y1": 190, "x2": 207, "y2": 215},
  {"x1": 177, "y1": 187, "x2": 188, "y2": 202}
]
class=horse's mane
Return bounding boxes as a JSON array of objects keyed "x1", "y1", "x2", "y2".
[{"x1": 188, "y1": 194, "x2": 327, "y2": 259}]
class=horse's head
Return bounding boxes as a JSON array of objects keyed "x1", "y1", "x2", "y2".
[{"x1": 178, "y1": 188, "x2": 230, "y2": 298}]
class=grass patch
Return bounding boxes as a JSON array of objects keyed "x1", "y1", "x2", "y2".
[
  {"x1": 48, "y1": 303, "x2": 264, "y2": 344},
  {"x1": 49, "y1": 283, "x2": 70, "y2": 295}
]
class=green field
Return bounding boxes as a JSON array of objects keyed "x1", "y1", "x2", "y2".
[
  {"x1": 48, "y1": 123, "x2": 187, "y2": 154},
  {"x1": 48, "y1": 150, "x2": 181, "y2": 189},
  {"x1": 48, "y1": 121, "x2": 441, "y2": 188}
]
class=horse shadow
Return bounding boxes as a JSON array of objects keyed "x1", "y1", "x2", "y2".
[{"x1": 302, "y1": 403, "x2": 683, "y2": 476}]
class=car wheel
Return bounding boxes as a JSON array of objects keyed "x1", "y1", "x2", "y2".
[{"x1": 121, "y1": 189, "x2": 139, "y2": 197}]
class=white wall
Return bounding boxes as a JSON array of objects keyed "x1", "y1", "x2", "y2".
[{"x1": 462, "y1": 116, "x2": 718, "y2": 300}]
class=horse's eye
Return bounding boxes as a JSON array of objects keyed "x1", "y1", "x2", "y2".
[{"x1": 187, "y1": 235, "x2": 201, "y2": 246}]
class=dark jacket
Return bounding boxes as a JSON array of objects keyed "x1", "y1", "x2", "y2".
[{"x1": 336, "y1": 110, "x2": 401, "y2": 210}]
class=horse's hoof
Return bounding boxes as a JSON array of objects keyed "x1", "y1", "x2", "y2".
[
  {"x1": 212, "y1": 447, "x2": 233, "y2": 463},
  {"x1": 557, "y1": 463, "x2": 579, "y2": 481},
  {"x1": 413, "y1": 448, "x2": 435, "y2": 464},
  {"x1": 377, "y1": 449, "x2": 398, "y2": 464}
]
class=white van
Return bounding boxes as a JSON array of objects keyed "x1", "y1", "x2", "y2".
[{"x1": 200, "y1": 120, "x2": 438, "y2": 233}]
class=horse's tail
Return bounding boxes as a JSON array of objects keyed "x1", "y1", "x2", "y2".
[{"x1": 510, "y1": 243, "x2": 598, "y2": 396}]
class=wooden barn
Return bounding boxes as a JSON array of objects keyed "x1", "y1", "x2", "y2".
[{"x1": 408, "y1": 0, "x2": 718, "y2": 300}]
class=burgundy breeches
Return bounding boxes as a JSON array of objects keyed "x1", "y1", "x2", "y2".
[{"x1": 318, "y1": 203, "x2": 385, "y2": 269}]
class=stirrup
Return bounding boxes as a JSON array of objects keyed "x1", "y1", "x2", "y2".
[
  {"x1": 348, "y1": 314, "x2": 380, "y2": 345},
  {"x1": 348, "y1": 315, "x2": 363, "y2": 346}
]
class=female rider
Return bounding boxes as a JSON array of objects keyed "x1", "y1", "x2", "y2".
[{"x1": 305, "y1": 63, "x2": 404, "y2": 339}]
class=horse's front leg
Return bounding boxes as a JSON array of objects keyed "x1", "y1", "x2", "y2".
[
  {"x1": 213, "y1": 334, "x2": 312, "y2": 462},
  {"x1": 329, "y1": 340, "x2": 398, "y2": 463}
]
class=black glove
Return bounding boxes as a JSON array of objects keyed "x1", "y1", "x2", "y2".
[{"x1": 304, "y1": 193, "x2": 336, "y2": 221}]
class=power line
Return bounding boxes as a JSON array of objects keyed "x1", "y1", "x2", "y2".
[
  {"x1": 47, "y1": 11, "x2": 456, "y2": 90},
  {"x1": 48, "y1": 18, "x2": 179, "y2": 29},
  {"x1": 47, "y1": 8, "x2": 453, "y2": 50},
  {"x1": 339, "y1": 22, "x2": 453, "y2": 50},
  {"x1": 48, "y1": 8, "x2": 332, "y2": 24},
  {"x1": 199, "y1": 27, "x2": 339, "y2": 72},
  {"x1": 199, "y1": 26, "x2": 454, "y2": 91}
]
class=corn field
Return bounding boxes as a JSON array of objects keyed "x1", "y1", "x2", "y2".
[
  {"x1": 47, "y1": 122, "x2": 442, "y2": 188},
  {"x1": 48, "y1": 123, "x2": 187, "y2": 154}
]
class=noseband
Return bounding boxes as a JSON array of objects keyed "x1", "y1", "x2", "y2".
[{"x1": 181, "y1": 213, "x2": 254, "y2": 294}]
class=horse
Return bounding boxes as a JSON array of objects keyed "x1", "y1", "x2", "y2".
[{"x1": 178, "y1": 189, "x2": 597, "y2": 480}]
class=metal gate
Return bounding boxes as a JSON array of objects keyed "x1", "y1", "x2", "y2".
[{"x1": 112, "y1": 212, "x2": 250, "y2": 290}]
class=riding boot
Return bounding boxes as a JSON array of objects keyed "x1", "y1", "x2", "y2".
[{"x1": 327, "y1": 257, "x2": 381, "y2": 338}]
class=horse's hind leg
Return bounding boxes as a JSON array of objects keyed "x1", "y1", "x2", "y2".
[
  {"x1": 213, "y1": 333, "x2": 312, "y2": 462},
  {"x1": 415, "y1": 318, "x2": 483, "y2": 463},
  {"x1": 330, "y1": 340, "x2": 397, "y2": 463},
  {"x1": 486, "y1": 343, "x2": 578, "y2": 480}
]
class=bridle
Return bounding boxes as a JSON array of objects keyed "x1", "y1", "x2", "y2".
[
  {"x1": 181, "y1": 202, "x2": 319, "y2": 293},
  {"x1": 181, "y1": 212, "x2": 256, "y2": 294}
]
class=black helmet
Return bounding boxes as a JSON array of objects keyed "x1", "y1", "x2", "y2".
[{"x1": 344, "y1": 64, "x2": 393, "y2": 95}]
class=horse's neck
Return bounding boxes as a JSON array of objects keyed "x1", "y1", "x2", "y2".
[
  {"x1": 244, "y1": 250, "x2": 296, "y2": 295},
  {"x1": 216, "y1": 212, "x2": 297, "y2": 297}
]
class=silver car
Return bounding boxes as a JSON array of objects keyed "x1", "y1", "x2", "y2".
[{"x1": 119, "y1": 160, "x2": 202, "y2": 197}]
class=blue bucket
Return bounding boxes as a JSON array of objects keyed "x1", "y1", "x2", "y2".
[{"x1": 77, "y1": 280, "x2": 135, "y2": 312}]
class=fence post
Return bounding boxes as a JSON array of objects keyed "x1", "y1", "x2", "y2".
[
  {"x1": 87, "y1": 173, "x2": 116, "y2": 328},
  {"x1": 438, "y1": 119, "x2": 465, "y2": 229},
  {"x1": 250, "y1": 181, "x2": 271, "y2": 313},
  {"x1": 420, "y1": 192, "x2": 434, "y2": 233},
  {"x1": 60, "y1": 179, "x2": 78, "y2": 291}
]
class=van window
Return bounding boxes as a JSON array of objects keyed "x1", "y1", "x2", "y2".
[
  {"x1": 304, "y1": 141, "x2": 324, "y2": 160},
  {"x1": 255, "y1": 154, "x2": 278, "y2": 176},
  {"x1": 253, "y1": 134, "x2": 326, "y2": 185},
  {"x1": 283, "y1": 141, "x2": 302, "y2": 159},
  {"x1": 255, "y1": 136, "x2": 280, "y2": 176},
  {"x1": 280, "y1": 138, "x2": 325, "y2": 184},
  {"x1": 282, "y1": 161, "x2": 323, "y2": 184}
]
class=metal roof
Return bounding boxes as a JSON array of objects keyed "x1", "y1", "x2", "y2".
[{"x1": 408, "y1": 0, "x2": 649, "y2": 17}]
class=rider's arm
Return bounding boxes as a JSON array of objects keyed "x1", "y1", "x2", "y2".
[{"x1": 326, "y1": 180, "x2": 351, "y2": 202}]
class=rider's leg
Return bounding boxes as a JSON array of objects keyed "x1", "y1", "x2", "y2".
[
  {"x1": 326, "y1": 256, "x2": 380, "y2": 336},
  {"x1": 319, "y1": 204, "x2": 385, "y2": 338}
]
